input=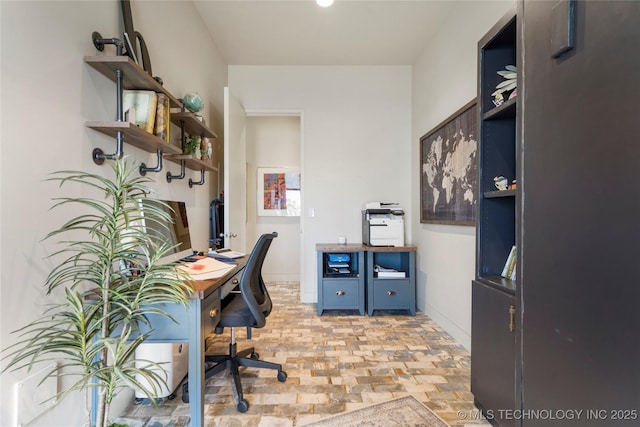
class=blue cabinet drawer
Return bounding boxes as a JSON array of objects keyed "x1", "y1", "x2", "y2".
[
  {"x1": 371, "y1": 279, "x2": 412, "y2": 308},
  {"x1": 322, "y1": 280, "x2": 361, "y2": 307}
]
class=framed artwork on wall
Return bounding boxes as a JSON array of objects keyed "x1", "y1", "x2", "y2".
[
  {"x1": 257, "y1": 167, "x2": 301, "y2": 217},
  {"x1": 420, "y1": 99, "x2": 478, "y2": 225}
]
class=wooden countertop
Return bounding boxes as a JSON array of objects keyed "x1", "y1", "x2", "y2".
[
  {"x1": 187, "y1": 256, "x2": 247, "y2": 299},
  {"x1": 315, "y1": 243, "x2": 416, "y2": 252}
]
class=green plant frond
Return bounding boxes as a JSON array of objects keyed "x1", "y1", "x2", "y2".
[
  {"x1": 6, "y1": 158, "x2": 198, "y2": 424},
  {"x1": 116, "y1": 363, "x2": 169, "y2": 401},
  {"x1": 113, "y1": 335, "x2": 149, "y2": 366},
  {"x1": 44, "y1": 213, "x2": 108, "y2": 234},
  {"x1": 46, "y1": 274, "x2": 103, "y2": 295}
]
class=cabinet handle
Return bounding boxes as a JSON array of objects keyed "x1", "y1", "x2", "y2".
[
  {"x1": 509, "y1": 304, "x2": 516, "y2": 333},
  {"x1": 336, "y1": 290, "x2": 346, "y2": 296},
  {"x1": 209, "y1": 308, "x2": 219, "y2": 318},
  {"x1": 232, "y1": 278, "x2": 239, "y2": 285},
  {"x1": 387, "y1": 291, "x2": 397, "y2": 296}
]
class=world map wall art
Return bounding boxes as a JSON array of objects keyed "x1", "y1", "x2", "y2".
[{"x1": 420, "y1": 99, "x2": 478, "y2": 225}]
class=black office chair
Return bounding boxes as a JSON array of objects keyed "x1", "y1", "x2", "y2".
[{"x1": 182, "y1": 232, "x2": 287, "y2": 412}]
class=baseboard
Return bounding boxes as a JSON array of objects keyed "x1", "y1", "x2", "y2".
[
  {"x1": 423, "y1": 303, "x2": 471, "y2": 351},
  {"x1": 264, "y1": 273, "x2": 299, "y2": 283}
]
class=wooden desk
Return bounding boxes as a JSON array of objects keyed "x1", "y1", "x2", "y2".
[{"x1": 140, "y1": 257, "x2": 246, "y2": 427}]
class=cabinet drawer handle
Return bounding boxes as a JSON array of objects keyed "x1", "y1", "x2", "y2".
[
  {"x1": 336, "y1": 290, "x2": 346, "y2": 296},
  {"x1": 509, "y1": 304, "x2": 516, "y2": 333},
  {"x1": 387, "y1": 290, "x2": 397, "y2": 296},
  {"x1": 209, "y1": 308, "x2": 219, "y2": 318},
  {"x1": 232, "y1": 278, "x2": 239, "y2": 285}
]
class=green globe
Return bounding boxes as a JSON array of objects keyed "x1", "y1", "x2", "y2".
[{"x1": 183, "y1": 93, "x2": 203, "y2": 113}]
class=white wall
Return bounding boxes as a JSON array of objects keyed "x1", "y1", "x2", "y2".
[
  {"x1": 0, "y1": 1, "x2": 227, "y2": 425},
  {"x1": 0, "y1": 2, "x2": 519, "y2": 424},
  {"x1": 229, "y1": 66, "x2": 413, "y2": 303},
  {"x1": 411, "y1": 0, "x2": 515, "y2": 350},
  {"x1": 246, "y1": 116, "x2": 301, "y2": 282}
]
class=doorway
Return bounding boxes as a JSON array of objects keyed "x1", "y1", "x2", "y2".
[{"x1": 245, "y1": 114, "x2": 302, "y2": 282}]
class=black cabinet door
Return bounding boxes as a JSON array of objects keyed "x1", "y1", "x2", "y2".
[
  {"x1": 471, "y1": 280, "x2": 515, "y2": 427},
  {"x1": 520, "y1": 1, "x2": 640, "y2": 425}
]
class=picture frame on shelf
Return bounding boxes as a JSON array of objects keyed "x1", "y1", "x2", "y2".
[
  {"x1": 257, "y1": 167, "x2": 301, "y2": 217},
  {"x1": 420, "y1": 99, "x2": 478, "y2": 225}
]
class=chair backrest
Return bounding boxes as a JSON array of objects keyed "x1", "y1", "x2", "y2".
[{"x1": 239, "y1": 232, "x2": 277, "y2": 329}]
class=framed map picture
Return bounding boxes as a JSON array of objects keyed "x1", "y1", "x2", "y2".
[
  {"x1": 257, "y1": 167, "x2": 301, "y2": 217},
  {"x1": 420, "y1": 99, "x2": 478, "y2": 225}
]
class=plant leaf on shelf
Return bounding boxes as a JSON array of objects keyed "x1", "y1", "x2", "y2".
[
  {"x1": 496, "y1": 79, "x2": 517, "y2": 89},
  {"x1": 493, "y1": 65, "x2": 517, "y2": 96}
]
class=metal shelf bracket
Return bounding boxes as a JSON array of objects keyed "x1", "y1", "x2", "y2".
[
  {"x1": 189, "y1": 169, "x2": 206, "y2": 188},
  {"x1": 166, "y1": 160, "x2": 186, "y2": 183},
  {"x1": 93, "y1": 65, "x2": 125, "y2": 165},
  {"x1": 139, "y1": 150, "x2": 163, "y2": 175}
]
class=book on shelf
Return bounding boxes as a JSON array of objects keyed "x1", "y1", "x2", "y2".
[
  {"x1": 328, "y1": 266, "x2": 351, "y2": 274},
  {"x1": 154, "y1": 92, "x2": 170, "y2": 141},
  {"x1": 377, "y1": 271, "x2": 406, "y2": 278},
  {"x1": 501, "y1": 245, "x2": 517, "y2": 279},
  {"x1": 328, "y1": 262, "x2": 349, "y2": 268},
  {"x1": 123, "y1": 90, "x2": 157, "y2": 134},
  {"x1": 374, "y1": 264, "x2": 406, "y2": 279}
]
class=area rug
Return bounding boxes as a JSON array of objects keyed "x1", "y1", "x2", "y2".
[{"x1": 302, "y1": 395, "x2": 449, "y2": 427}]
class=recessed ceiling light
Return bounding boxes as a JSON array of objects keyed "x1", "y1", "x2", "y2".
[{"x1": 316, "y1": 0, "x2": 334, "y2": 7}]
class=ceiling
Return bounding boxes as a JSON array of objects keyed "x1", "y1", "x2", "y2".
[{"x1": 193, "y1": 0, "x2": 459, "y2": 65}]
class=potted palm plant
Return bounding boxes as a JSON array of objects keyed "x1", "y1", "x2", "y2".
[{"x1": 2, "y1": 158, "x2": 194, "y2": 427}]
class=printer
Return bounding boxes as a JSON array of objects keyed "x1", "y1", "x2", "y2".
[{"x1": 362, "y1": 203, "x2": 405, "y2": 247}]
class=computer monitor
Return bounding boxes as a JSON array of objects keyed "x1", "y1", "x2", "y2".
[{"x1": 138, "y1": 199, "x2": 194, "y2": 264}]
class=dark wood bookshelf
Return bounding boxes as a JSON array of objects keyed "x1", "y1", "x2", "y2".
[
  {"x1": 483, "y1": 97, "x2": 517, "y2": 121},
  {"x1": 484, "y1": 189, "x2": 516, "y2": 198},
  {"x1": 472, "y1": 7, "x2": 518, "y2": 426}
]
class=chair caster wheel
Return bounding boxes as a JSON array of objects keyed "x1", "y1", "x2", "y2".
[
  {"x1": 181, "y1": 384, "x2": 190, "y2": 403},
  {"x1": 167, "y1": 393, "x2": 175, "y2": 400},
  {"x1": 237, "y1": 398, "x2": 249, "y2": 413},
  {"x1": 277, "y1": 370, "x2": 287, "y2": 382},
  {"x1": 250, "y1": 352, "x2": 259, "y2": 360}
]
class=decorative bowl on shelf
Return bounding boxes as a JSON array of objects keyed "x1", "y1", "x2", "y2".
[
  {"x1": 494, "y1": 176, "x2": 509, "y2": 191},
  {"x1": 183, "y1": 92, "x2": 203, "y2": 113}
]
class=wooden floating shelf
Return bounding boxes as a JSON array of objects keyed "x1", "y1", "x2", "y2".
[
  {"x1": 84, "y1": 56, "x2": 182, "y2": 108},
  {"x1": 165, "y1": 154, "x2": 218, "y2": 172},
  {"x1": 171, "y1": 112, "x2": 218, "y2": 139},
  {"x1": 86, "y1": 121, "x2": 182, "y2": 154}
]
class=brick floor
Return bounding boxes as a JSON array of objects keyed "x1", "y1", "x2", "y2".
[{"x1": 116, "y1": 282, "x2": 490, "y2": 427}]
